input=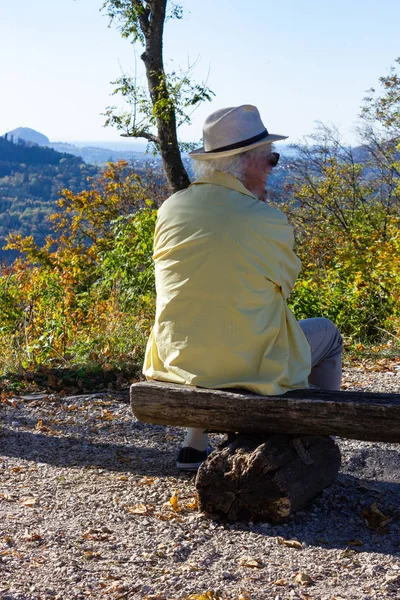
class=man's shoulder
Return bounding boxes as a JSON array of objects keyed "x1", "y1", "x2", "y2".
[
  {"x1": 253, "y1": 202, "x2": 289, "y2": 225},
  {"x1": 157, "y1": 186, "x2": 193, "y2": 214},
  {"x1": 158, "y1": 180, "x2": 244, "y2": 214}
]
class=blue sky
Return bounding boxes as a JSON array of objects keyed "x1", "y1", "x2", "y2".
[{"x1": 1, "y1": 0, "x2": 399, "y2": 147}]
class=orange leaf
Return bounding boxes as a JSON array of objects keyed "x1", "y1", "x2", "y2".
[
  {"x1": 139, "y1": 476, "x2": 157, "y2": 485},
  {"x1": 277, "y1": 537, "x2": 303, "y2": 549},
  {"x1": 273, "y1": 579, "x2": 289, "y2": 586}
]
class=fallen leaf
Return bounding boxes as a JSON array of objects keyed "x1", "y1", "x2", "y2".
[
  {"x1": 294, "y1": 572, "x2": 313, "y2": 586},
  {"x1": 98, "y1": 409, "x2": 116, "y2": 421},
  {"x1": 347, "y1": 539, "x2": 364, "y2": 546},
  {"x1": 19, "y1": 496, "x2": 37, "y2": 507},
  {"x1": 1, "y1": 396, "x2": 20, "y2": 408},
  {"x1": 168, "y1": 490, "x2": 183, "y2": 513},
  {"x1": 273, "y1": 579, "x2": 289, "y2": 586},
  {"x1": 82, "y1": 550, "x2": 102, "y2": 560},
  {"x1": 0, "y1": 494, "x2": 17, "y2": 502},
  {"x1": 102, "y1": 363, "x2": 114, "y2": 372},
  {"x1": 23, "y1": 533, "x2": 43, "y2": 542},
  {"x1": 186, "y1": 495, "x2": 199, "y2": 510},
  {"x1": 277, "y1": 536, "x2": 303, "y2": 549},
  {"x1": 3, "y1": 536, "x2": 14, "y2": 544},
  {"x1": 362, "y1": 503, "x2": 392, "y2": 530},
  {"x1": 125, "y1": 503, "x2": 154, "y2": 515},
  {"x1": 184, "y1": 593, "x2": 221, "y2": 600},
  {"x1": 92, "y1": 400, "x2": 113, "y2": 407},
  {"x1": 11, "y1": 466, "x2": 26, "y2": 473},
  {"x1": 154, "y1": 512, "x2": 183, "y2": 522},
  {"x1": 340, "y1": 548, "x2": 358, "y2": 559},
  {"x1": 139, "y1": 476, "x2": 157, "y2": 485},
  {"x1": 238, "y1": 555, "x2": 264, "y2": 568},
  {"x1": 82, "y1": 528, "x2": 111, "y2": 541},
  {"x1": 102, "y1": 582, "x2": 129, "y2": 593}
]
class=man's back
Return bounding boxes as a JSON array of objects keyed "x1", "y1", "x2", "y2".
[{"x1": 143, "y1": 171, "x2": 311, "y2": 395}]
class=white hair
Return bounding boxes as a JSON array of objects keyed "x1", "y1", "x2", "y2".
[{"x1": 192, "y1": 144, "x2": 272, "y2": 183}]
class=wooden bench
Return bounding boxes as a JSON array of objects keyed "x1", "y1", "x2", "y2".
[{"x1": 130, "y1": 381, "x2": 400, "y2": 523}]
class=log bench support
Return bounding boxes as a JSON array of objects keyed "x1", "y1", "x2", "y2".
[
  {"x1": 196, "y1": 433, "x2": 341, "y2": 522},
  {"x1": 130, "y1": 381, "x2": 400, "y2": 523}
]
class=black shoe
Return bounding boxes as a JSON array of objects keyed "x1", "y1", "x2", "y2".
[{"x1": 176, "y1": 445, "x2": 213, "y2": 471}]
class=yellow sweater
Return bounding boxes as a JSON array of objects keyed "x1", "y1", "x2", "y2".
[{"x1": 143, "y1": 171, "x2": 311, "y2": 395}]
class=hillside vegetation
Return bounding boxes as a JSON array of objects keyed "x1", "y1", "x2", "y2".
[{"x1": 0, "y1": 136, "x2": 98, "y2": 262}]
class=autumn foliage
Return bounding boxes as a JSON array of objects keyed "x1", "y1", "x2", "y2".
[
  {"x1": 0, "y1": 161, "x2": 164, "y2": 372},
  {"x1": 284, "y1": 127, "x2": 400, "y2": 343}
]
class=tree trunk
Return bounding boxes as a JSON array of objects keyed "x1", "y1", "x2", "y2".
[
  {"x1": 195, "y1": 433, "x2": 341, "y2": 523},
  {"x1": 130, "y1": 381, "x2": 400, "y2": 443},
  {"x1": 141, "y1": 0, "x2": 190, "y2": 192}
]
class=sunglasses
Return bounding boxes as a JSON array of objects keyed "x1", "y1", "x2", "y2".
[{"x1": 268, "y1": 152, "x2": 280, "y2": 168}]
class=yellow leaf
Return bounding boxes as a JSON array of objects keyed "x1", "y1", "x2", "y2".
[
  {"x1": 19, "y1": 496, "x2": 37, "y2": 507},
  {"x1": 186, "y1": 495, "x2": 199, "y2": 510},
  {"x1": 125, "y1": 503, "x2": 153, "y2": 515},
  {"x1": 169, "y1": 490, "x2": 183, "y2": 512},
  {"x1": 238, "y1": 555, "x2": 264, "y2": 568},
  {"x1": 277, "y1": 536, "x2": 303, "y2": 549},
  {"x1": 294, "y1": 572, "x2": 313, "y2": 586}
]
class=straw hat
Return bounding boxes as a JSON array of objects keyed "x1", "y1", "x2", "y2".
[{"x1": 189, "y1": 104, "x2": 288, "y2": 160}]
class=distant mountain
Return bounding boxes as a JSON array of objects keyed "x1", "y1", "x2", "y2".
[
  {"x1": 6, "y1": 127, "x2": 50, "y2": 146},
  {"x1": 50, "y1": 141, "x2": 156, "y2": 165},
  {"x1": 3, "y1": 127, "x2": 157, "y2": 166}
]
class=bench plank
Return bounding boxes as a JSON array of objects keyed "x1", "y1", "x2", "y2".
[{"x1": 130, "y1": 381, "x2": 400, "y2": 443}]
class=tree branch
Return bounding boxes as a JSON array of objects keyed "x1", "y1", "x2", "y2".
[{"x1": 121, "y1": 129, "x2": 159, "y2": 145}]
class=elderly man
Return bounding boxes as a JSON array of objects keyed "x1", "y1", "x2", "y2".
[{"x1": 143, "y1": 105, "x2": 343, "y2": 471}]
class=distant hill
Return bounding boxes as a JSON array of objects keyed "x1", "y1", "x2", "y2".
[
  {"x1": 0, "y1": 136, "x2": 99, "y2": 263},
  {"x1": 6, "y1": 127, "x2": 50, "y2": 146},
  {"x1": 50, "y1": 141, "x2": 155, "y2": 165},
  {"x1": 4, "y1": 126, "x2": 157, "y2": 166}
]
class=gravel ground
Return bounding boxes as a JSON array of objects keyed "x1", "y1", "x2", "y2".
[{"x1": 0, "y1": 365, "x2": 399, "y2": 600}]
